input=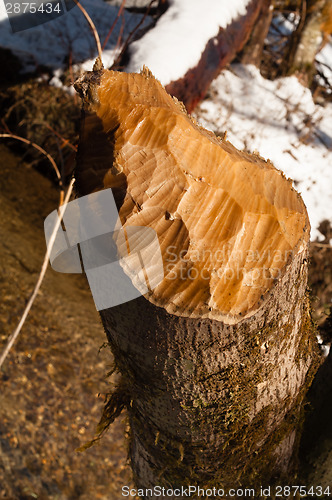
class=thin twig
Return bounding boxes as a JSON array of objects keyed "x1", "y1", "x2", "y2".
[
  {"x1": 1, "y1": 119, "x2": 11, "y2": 134},
  {"x1": 73, "y1": 0, "x2": 103, "y2": 61},
  {"x1": 115, "y1": 10, "x2": 126, "y2": 53},
  {"x1": 102, "y1": 0, "x2": 126, "y2": 50},
  {"x1": 111, "y1": 0, "x2": 156, "y2": 69},
  {"x1": 42, "y1": 123, "x2": 77, "y2": 152},
  {"x1": 68, "y1": 48, "x2": 78, "y2": 105},
  {"x1": 0, "y1": 133, "x2": 63, "y2": 202},
  {"x1": 297, "y1": 0, "x2": 307, "y2": 35},
  {"x1": 311, "y1": 241, "x2": 332, "y2": 248},
  {"x1": 0, "y1": 178, "x2": 75, "y2": 371}
]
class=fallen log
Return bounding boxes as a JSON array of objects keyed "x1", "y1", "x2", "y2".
[
  {"x1": 165, "y1": 0, "x2": 265, "y2": 112},
  {"x1": 123, "y1": 0, "x2": 266, "y2": 112},
  {"x1": 74, "y1": 64, "x2": 320, "y2": 497}
]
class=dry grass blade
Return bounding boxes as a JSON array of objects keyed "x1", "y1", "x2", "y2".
[
  {"x1": 111, "y1": 0, "x2": 156, "y2": 69},
  {"x1": 0, "y1": 178, "x2": 75, "y2": 370},
  {"x1": 102, "y1": 0, "x2": 127, "y2": 50},
  {"x1": 72, "y1": 0, "x2": 103, "y2": 61},
  {"x1": 42, "y1": 123, "x2": 78, "y2": 153}
]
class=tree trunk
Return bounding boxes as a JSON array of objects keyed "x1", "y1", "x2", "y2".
[
  {"x1": 100, "y1": 279, "x2": 318, "y2": 496},
  {"x1": 286, "y1": 0, "x2": 331, "y2": 83},
  {"x1": 74, "y1": 65, "x2": 320, "y2": 498},
  {"x1": 240, "y1": 0, "x2": 274, "y2": 66}
]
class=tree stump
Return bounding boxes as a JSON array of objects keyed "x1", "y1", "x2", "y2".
[{"x1": 74, "y1": 65, "x2": 320, "y2": 497}]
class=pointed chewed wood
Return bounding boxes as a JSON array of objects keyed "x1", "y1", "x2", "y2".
[
  {"x1": 75, "y1": 66, "x2": 319, "y2": 493},
  {"x1": 75, "y1": 67, "x2": 309, "y2": 325}
]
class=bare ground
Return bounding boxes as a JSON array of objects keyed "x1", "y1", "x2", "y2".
[{"x1": 0, "y1": 144, "x2": 133, "y2": 500}]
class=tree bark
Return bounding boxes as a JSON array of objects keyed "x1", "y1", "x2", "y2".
[
  {"x1": 100, "y1": 258, "x2": 318, "y2": 497},
  {"x1": 74, "y1": 66, "x2": 320, "y2": 499}
]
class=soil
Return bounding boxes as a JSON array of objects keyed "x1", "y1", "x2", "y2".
[
  {"x1": 0, "y1": 144, "x2": 134, "y2": 500},
  {"x1": 0, "y1": 126, "x2": 331, "y2": 499}
]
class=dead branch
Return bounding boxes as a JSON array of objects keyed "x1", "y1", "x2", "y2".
[{"x1": 72, "y1": 0, "x2": 103, "y2": 61}]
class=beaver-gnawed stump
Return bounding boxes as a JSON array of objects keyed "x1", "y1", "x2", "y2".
[{"x1": 74, "y1": 65, "x2": 320, "y2": 499}]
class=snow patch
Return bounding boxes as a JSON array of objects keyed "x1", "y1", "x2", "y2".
[
  {"x1": 0, "y1": 0, "x2": 150, "y2": 72},
  {"x1": 316, "y1": 41, "x2": 332, "y2": 91},
  {"x1": 126, "y1": 0, "x2": 252, "y2": 85},
  {"x1": 196, "y1": 64, "x2": 332, "y2": 242}
]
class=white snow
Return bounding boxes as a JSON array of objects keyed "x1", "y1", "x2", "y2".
[
  {"x1": 0, "y1": 1, "x2": 331, "y2": 242},
  {"x1": 316, "y1": 42, "x2": 332, "y2": 92},
  {"x1": 195, "y1": 64, "x2": 332, "y2": 242},
  {"x1": 0, "y1": 0, "x2": 151, "y2": 72},
  {"x1": 269, "y1": 12, "x2": 299, "y2": 37},
  {"x1": 126, "y1": 0, "x2": 252, "y2": 85}
]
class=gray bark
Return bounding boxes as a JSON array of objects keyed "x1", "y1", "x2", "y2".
[{"x1": 100, "y1": 244, "x2": 319, "y2": 498}]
